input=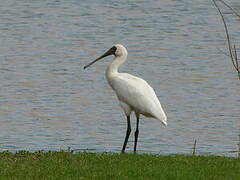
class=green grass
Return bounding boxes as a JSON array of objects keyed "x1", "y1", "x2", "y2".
[{"x1": 0, "y1": 151, "x2": 239, "y2": 180}]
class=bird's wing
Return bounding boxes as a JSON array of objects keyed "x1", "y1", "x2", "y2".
[{"x1": 111, "y1": 73, "x2": 167, "y2": 125}]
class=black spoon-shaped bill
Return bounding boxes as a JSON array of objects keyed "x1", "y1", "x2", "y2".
[{"x1": 83, "y1": 46, "x2": 117, "y2": 69}]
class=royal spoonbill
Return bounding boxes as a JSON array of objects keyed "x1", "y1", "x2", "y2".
[{"x1": 84, "y1": 44, "x2": 167, "y2": 153}]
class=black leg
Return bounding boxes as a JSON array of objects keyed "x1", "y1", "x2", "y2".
[
  {"x1": 121, "y1": 115, "x2": 131, "y2": 153},
  {"x1": 134, "y1": 114, "x2": 139, "y2": 153}
]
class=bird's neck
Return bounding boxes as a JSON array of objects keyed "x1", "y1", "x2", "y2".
[{"x1": 106, "y1": 54, "x2": 127, "y2": 77}]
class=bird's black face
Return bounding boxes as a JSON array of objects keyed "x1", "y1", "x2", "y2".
[
  {"x1": 108, "y1": 46, "x2": 117, "y2": 56},
  {"x1": 83, "y1": 46, "x2": 117, "y2": 69}
]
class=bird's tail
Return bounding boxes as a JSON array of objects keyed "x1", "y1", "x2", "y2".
[
  {"x1": 155, "y1": 108, "x2": 167, "y2": 126},
  {"x1": 161, "y1": 115, "x2": 167, "y2": 126}
]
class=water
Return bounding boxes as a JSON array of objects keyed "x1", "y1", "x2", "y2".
[{"x1": 0, "y1": 0, "x2": 239, "y2": 156}]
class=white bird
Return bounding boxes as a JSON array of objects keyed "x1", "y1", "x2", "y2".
[{"x1": 84, "y1": 44, "x2": 167, "y2": 153}]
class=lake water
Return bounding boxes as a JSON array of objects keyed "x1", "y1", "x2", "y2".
[{"x1": 0, "y1": 0, "x2": 239, "y2": 156}]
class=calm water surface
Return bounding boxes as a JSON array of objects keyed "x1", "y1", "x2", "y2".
[{"x1": 0, "y1": 0, "x2": 239, "y2": 156}]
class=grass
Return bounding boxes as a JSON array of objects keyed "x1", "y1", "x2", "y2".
[{"x1": 0, "y1": 151, "x2": 239, "y2": 180}]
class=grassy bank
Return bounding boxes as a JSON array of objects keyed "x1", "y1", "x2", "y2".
[{"x1": 0, "y1": 151, "x2": 239, "y2": 180}]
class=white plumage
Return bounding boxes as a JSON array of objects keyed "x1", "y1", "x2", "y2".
[
  {"x1": 84, "y1": 44, "x2": 167, "y2": 153},
  {"x1": 108, "y1": 73, "x2": 167, "y2": 125}
]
